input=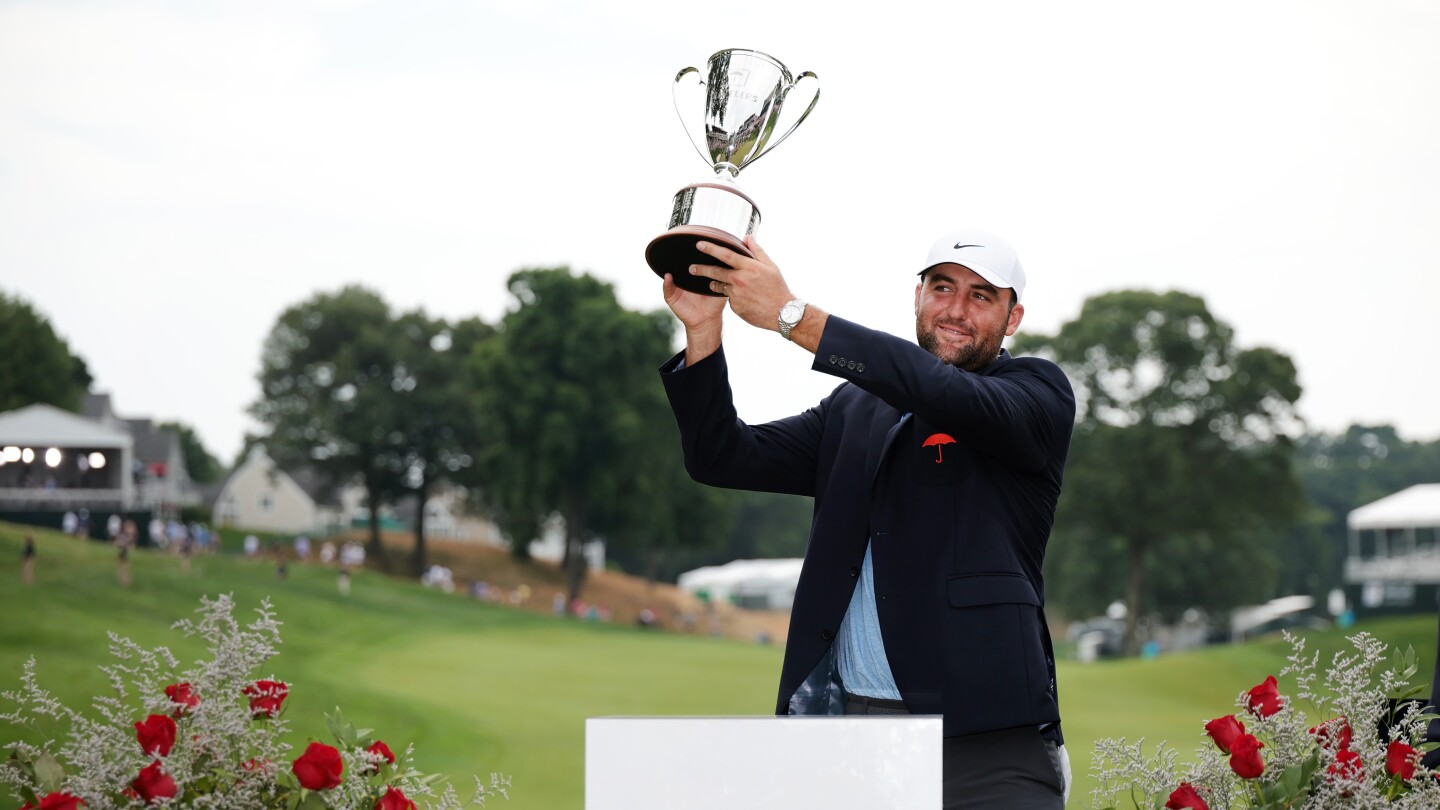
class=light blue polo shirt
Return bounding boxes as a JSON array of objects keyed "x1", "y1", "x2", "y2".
[{"x1": 835, "y1": 541, "x2": 901, "y2": 699}]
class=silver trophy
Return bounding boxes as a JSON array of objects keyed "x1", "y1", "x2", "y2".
[{"x1": 646, "y1": 49, "x2": 820, "y2": 295}]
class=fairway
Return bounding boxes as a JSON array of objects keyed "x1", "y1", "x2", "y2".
[{"x1": 3, "y1": 523, "x2": 1436, "y2": 808}]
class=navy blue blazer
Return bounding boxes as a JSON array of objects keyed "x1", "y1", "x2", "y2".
[{"x1": 661, "y1": 315, "x2": 1076, "y2": 739}]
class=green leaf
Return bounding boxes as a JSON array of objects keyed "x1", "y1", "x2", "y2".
[
  {"x1": 1393, "y1": 683, "x2": 1425, "y2": 700},
  {"x1": 33, "y1": 751, "x2": 65, "y2": 794},
  {"x1": 325, "y1": 707, "x2": 359, "y2": 749},
  {"x1": 298, "y1": 789, "x2": 330, "y2": 810},
  {"x1": 1279, "y1": 761, "x2": 1302, "y2": 794}
]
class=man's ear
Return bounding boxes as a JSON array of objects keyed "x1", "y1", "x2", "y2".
[{"x1": 1005, "y1": 302, "x2": 1025, "y2": 337}]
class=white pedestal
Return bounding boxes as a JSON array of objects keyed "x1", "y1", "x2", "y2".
[{"x1": 585, "y1": 716, "x2": 943, "y2": 810}]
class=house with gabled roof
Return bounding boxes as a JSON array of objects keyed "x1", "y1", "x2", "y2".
[{"x1": 82, "y1": 393, "x2": 200, "y2": 512}]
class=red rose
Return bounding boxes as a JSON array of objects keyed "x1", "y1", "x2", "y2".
[
  {"x1": 19, "y1": 793, "x2": 86, "y2": 810},
  {"x1": 243, "y1": 679, "x2": 288, "y2": 717},
  {"x1": 164, "y1": 682, "x2": 200, "y2": 716},
  {"x1": 292, "y1": 741, "x2": 344, "y2": 790},
  {"x1": 375, "y1": 786, "x2": 417, "y2": 810},
  {"x1": 1164, "y1": 782, "x2": 1209, "y2": 810},
  {"x1": 1328, "y1": 747, "x2": 1364, "y2": 782},
  {"x1": 1204, "y1": 715, "x2": 1246, "y2": 753},
  {"x1": 1387, "y1": 740, "x2": 1418, "y2": 780},
  {"x1": 1229, "y1": 733, "x2": 1265, "y2": 779},
  {"x1": 1309, "y1": 717, "x2": 1352, "y2": 752},
  {"x1": 367, "y1": 740, "x2": 397, "y2": 769},
  {"x1": 131, "y1": 760, "x2": 178, "y2": 804},
  {"x1": 134, "y1": 713, "x2": 177, "y2": 757},
  {"x1": 1246, "y1": 675, "x2": 1284, "y2": 718}
]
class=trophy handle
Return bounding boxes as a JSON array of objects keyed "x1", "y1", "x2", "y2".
[
  {"x1": 744, "y1": 70, "x2": 820, "y2": 170},
  {"x1": 671, "y1": 66, "x2": 713, "y2": 169}
]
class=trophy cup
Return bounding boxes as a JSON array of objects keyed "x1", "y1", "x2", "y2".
[{"x1": 645, "y1": 49, "x2": 820, "y2": 295}]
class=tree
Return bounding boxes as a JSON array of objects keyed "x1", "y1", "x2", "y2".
[
  {"x1": 1013, "y1": 290, "x2": 1304, "y2": 653},
  {"x1": 466, "y1": 268, "x2": 720, "y2": 602},
  {"x1": 0, "y1": 289, "x2": 92, "y2": 413},
  {"x1": 385, "y1": 310, "x2": 495, "y2": 576},
  {"x1": 250, "y1": 286, "x2": 406, "y2": 562},
  {"x1": 607, "y1": 489, "x2": 813, "y2": 584},
  {"x1": 157, "y1": 421, "x2": 224, "y2": 484}
]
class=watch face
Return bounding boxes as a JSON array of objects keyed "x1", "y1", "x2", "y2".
[{"x1": 781, "y1": 303, "x2": 803, "y2": 323}]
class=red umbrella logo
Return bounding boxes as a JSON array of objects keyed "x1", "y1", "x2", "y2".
[{"x1": 922, "y1": 433, "x2": 956, "y2": 463}]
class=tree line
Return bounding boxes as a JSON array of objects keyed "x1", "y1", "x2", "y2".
[{"x1": 5, "y1": 283, "x2": 1440, "y2": 641}]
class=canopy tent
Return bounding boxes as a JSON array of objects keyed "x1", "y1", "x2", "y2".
[
  {"x1": 677, "y1": 558, "x2": 805, "y2": 611},
  {"x1": 0, "y1": 403, "x2": 134, "y2": 507},
  {"x1": 1344, "y1": 484, "x2": 1440, "y2": 601},
  {"x1": 1347, "y1": 484, "x2": 1440, "y2": 531},
  {"x1": 0, "y1": 403, "x2": 133, "y2": 448}
]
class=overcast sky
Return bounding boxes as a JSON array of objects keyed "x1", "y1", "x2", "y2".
[{"x1": 2, "y1": 0, "x2": 1437, "y2": 464}]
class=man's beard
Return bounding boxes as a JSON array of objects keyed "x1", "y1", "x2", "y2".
[{"x1": 917, "y1": 321, "x2": 1006, "y2": 371}]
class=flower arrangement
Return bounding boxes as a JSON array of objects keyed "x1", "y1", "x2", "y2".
[
  {"x1": 1090, "y1": 631, "x2": 1439, "y2": 809},
  {"x1": 1, "y1": 594, "x2": 509, "y2": 809}
]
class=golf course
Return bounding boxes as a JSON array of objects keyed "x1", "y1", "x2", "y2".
[{"x1": 4, "y1": 522, "x2": 1435, "y2": 809}]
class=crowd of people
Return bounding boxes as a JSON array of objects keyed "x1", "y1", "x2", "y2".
[{"x1": 20, "y1": 513, "x2": 747, "y2": 645}]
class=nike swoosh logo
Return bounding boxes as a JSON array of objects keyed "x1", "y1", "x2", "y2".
[{"x1": 953, "y1": 243, "x2": 983, "y2": 250}]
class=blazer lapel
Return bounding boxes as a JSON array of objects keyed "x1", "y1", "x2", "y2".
[{"x1": 868, "y1": 407, "x2": 910, "y2": 491}]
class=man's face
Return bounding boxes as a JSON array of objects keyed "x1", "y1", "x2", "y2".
[{"x1": 914, "y1": 263, "x2": 1025, "y2": 371}]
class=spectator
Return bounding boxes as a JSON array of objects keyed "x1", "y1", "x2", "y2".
[
  {"x1": 22, "y1": 533, "x2": 35, "y2": 585},
  {"x1": 339, "y1": 541, "x2": 365, "y2": 570},
  {"x1": 116, "y1": 527, "x2": 132, "y2": 587},
  {"x1": 61, "y1": 511, "x2": 78, "y2": 537},
  {"x1": 319, "y1": 541, "x2": 336, "y2": 565},
  {"x1": 243, "y1": 535, "x2": 260, "y2": 557},
  {"x1": 179, "y1": 532, "x2": 194, "y2": 575},
  {"x1": 294, "y1": 535, "x2": 311, "y2": 560}
]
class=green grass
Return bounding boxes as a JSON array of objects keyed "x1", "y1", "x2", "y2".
[
  {"x1": 1, "y1": 523, "x2": 780, "y2": 809},
  {"x1": 2, "y1": 522, "x2": 1436, "y2": 808}
]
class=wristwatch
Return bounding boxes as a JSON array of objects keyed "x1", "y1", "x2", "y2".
[{"x1": 778, "y1": 299, "x2": 807, "y2": 341}]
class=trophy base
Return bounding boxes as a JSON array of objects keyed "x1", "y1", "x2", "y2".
[{"x1": 645, "y1": 226, "x2": 754, "y2": 297}]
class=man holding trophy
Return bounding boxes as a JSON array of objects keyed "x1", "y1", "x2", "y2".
[{"x1": 653, "y1": 50, "x2": 1075, "y2": 809}]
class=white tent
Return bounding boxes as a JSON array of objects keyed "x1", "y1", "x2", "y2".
[
  {"x1": 677, "y1": 558, "x2": 804, "y2": 611},
  {"x1": 1344, "y1": 484, "x2": 1440, "y2": 603},
  {"x1": 0, "y1": 404, "x2": 133, "y2": 449},
  {"x1": 0, "y1": 403, "x2": 134, "y2": 508},
  {"x1": 1348, "y1": 484, "x2": 1440, "y2": 531}
]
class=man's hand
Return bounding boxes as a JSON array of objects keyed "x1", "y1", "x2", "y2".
[
  {"x1": 662, "y1": 272, "x2": 726, "y2": 365},
  {"x1": 688, "y1": 236, "x2": 793, "y2": 333},
  {"x1": 662, "y1": 271, "x2": 726, "y2": 331}
]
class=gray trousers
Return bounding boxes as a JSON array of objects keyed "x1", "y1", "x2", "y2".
[
  {"x1": 844, "y1": 695, "x2": 1064, "y2": 808},
  {"x1": 943, "y1": 727, "x2": 1064, "y2": 809}
]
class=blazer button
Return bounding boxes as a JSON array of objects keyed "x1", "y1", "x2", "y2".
[
  {"x1": 849, "y1": 567, "x2": 859, "y2": 578},
  {"x1": 847, "y1": 361, "x2": 857, "y2": 370},
  {"x1": 829, "y1": 354, "x2": 839, "y2": 364},
  {"x1": 821, "y1": 629, "x2": 835, "y2": 641},
  {"x1": 856, "y1": 363, "x2": 866, "y2": 372}
]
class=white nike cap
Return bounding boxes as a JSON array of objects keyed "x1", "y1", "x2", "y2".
[{"x1": 919, "y1": 229, "x2": 1026, "y2": 302}]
